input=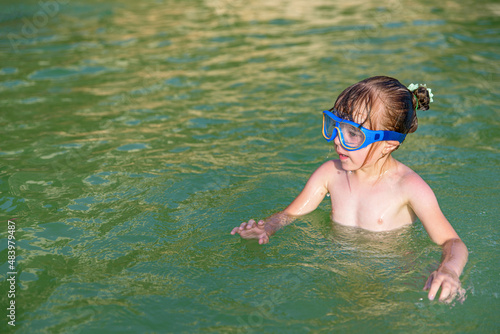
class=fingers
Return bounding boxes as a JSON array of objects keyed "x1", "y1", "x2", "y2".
[
  {"x1": 427, "y1": 275, "x2": 442, "y2": 301},
  {"x1": 258, "y1": 221, "x2": 268, "y2": 244},
  {"x1": 424, "y1": 270, "x2": 461, "y2": 302},
  {"x1": 438, "y1": 283, "x2": 452, "y2": 302},
  {"x1": 258, "y1": 233, "x2": 269, "y2": 245},
  {"x1": 424, "y1": 271, "x2": 442, "y2": 301},
  {"x1": 230, "y1": 219, "x2": 264, "y2": 234},
  {"x1": 230, "y1": 219, "x2": 269, "y2": 244},
  {"x1": 438, "y1": 279, "x2": 461, "y2": 303},
  {"x1": 424, "y1": 272, "x2": 435, "y2": 291},
  {"x1": 230, "y1": 220, "x2": 253, "y2": 235},
  {"x1": 246, "y1": 219, "x2": 256, "y2": 230},
  {"x1": 231, "y1": 221, "x2": 248, "y2": 235}
]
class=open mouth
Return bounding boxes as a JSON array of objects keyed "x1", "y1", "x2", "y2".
[{"x1": 338, "y1": 153, "x2": 349, "y2": 160}]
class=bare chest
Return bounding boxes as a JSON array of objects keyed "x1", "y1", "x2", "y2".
[{"x1": 328, "y1": 177, "x2": 415, "y2": 231}]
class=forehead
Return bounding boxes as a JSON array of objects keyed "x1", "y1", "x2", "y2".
[{"x1": 351, "y1": 97, "x2": 385, "y2": 130}]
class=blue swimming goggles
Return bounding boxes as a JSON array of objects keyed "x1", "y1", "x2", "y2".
[{"x1": 322, "y1": 110, "x2": 406, "y2": 151}]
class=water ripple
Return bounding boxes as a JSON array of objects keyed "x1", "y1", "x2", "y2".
[{"x1": 1, "y1": 0, "x2": 498, "y2": 333}]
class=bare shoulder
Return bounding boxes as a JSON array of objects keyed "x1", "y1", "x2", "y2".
[
  {"x1": 322, "y1": 159, "x2": 351, "y2": 173},
  {"x1": 395, "y1": 161, "x2": 434, "y2": 199},
  {"x1": 394, "y1": 161, "x2": 459, "y2": 244},
  {"x1": 314, "y1": 159, "x2": 344, "y2": 179}
]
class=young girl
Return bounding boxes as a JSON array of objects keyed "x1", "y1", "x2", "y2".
[{"x1": 230, "y1": 76, "x2": 468, "y2": 303}]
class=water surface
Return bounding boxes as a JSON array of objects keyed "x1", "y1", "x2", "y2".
[{"x1": 0, "y1": 0, "x2": 499, "y2": 333}]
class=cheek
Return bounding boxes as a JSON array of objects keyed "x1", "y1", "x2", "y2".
[
  {"x1": 350, "y1": 146, "x2": 371, "y2": 161},
  {"x1": 362, "y1": 142, "x2": 386, "y2": 161}
]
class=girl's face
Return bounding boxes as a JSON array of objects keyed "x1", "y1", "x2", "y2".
[{"x1": 333, "y1": 108, "x2": 389, "y2": 172}]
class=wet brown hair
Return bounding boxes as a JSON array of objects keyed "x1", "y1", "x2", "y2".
[
  {"x1": 329, "y1": 76, "x2": 431, "y2": 167},
  {"x1": 330, "y1": 75, "x2": 430, "y2": 133}
]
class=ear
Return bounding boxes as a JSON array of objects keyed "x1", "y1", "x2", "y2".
[{"x1": 383, "y1": 140, "x2": 400, "y2": 154}]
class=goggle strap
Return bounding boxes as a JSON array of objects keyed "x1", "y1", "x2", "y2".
[{"x1": 382, "y1": 131, "x2": 406, "y2": 143}]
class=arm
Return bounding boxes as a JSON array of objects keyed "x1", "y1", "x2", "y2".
[
  {"x1": 231, "y1": 161, "x2": 332, "y2": 244},
  {"x1": 406, "y1": 173, "x2": 469, "y2": 302}
]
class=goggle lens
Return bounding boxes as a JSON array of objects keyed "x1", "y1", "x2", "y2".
[
  {"x1": 323, "y1": 114, "x2": 336, "y2": 140},
  {"x1": 323, "y1": 113, "x2": 366, "y2": 150},
  {"x1": 339, "y1": 123, "x2": 365, "y2": 149}
]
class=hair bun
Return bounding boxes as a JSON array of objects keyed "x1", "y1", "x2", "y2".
[
  {"x1": 413, "y1": 86, "x2": 430, "y2": 111},
  {"x1": 407, "y1": 83, "x2": 433, "y2": 111}
]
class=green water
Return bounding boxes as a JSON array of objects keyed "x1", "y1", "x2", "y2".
[{"x1": 1, "y1": 0, "x2": 499, "y2": 332}]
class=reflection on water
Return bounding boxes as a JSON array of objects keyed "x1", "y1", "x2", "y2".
[{"x1": 0, "y1": 0, "x2": 499, "y2": 332}]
